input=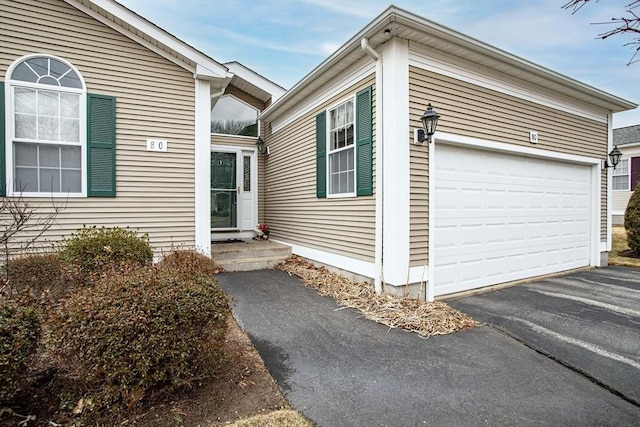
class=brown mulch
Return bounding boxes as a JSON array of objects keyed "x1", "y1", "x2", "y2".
[
  {"x1": 276, "y1": 255, "x2": 479, "y2": 337},
  {"x1": 2, "y1": 317, "x2": 288, "y2": 427}
]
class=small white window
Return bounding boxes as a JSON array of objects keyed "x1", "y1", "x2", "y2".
[
  {"x1": 613, "y1": 159, "x2": 630, "y2": 191},
  {"x1": 211, "y1": 95, "x2": 258, "y2": 136},
  {"x1": 7, "y1": 55, "x2": 86, "y2": 196},
  {"x1": 327, "y1": 99, "x2": 355, "y2": 196}
]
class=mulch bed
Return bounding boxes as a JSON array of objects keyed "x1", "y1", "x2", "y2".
[{"x1": 276, "y1": 255, "x2": 479, "y2": 337}]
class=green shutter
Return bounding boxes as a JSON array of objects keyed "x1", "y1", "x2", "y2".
[
  {"x1": 356, "y1": 86, "x2": 372, "y2": 196},
  {"x1": 87, "y1": 93, "x2": 116, "y2": 197},
  {"x1": 0, "y1": 82, "x2": 5, "y2": 197},
  {"x1": 316, "y1": 111, "x2": 327, "y2": 198}
]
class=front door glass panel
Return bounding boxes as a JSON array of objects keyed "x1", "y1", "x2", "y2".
[{"x1": 211, "y1": 152, "x2": 237, "y2": 228}]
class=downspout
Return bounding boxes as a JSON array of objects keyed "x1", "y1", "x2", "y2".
[{"x1": 361, "y1": 38, "x2": 384, "y2": 294}]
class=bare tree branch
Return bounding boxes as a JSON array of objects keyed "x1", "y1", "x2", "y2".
[{"x1": 563, "y1": 0, "x2": 640, "y2": 65}]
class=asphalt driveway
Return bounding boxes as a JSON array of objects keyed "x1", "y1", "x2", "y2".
[
  {"x1": 448, "y1": 266, "x2": 640, "y2": 406},
  {"x1": 217, "y1": 269, "x2": 640, "y2": 426}
]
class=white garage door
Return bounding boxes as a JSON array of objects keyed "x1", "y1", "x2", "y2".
[{"x1": 434, "y1": 144, "x2": 592, "y2": 296}]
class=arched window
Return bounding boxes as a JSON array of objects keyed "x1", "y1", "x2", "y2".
[
  {"x1": 211, "y1": 95, "x2": 258, "y2": 136},
  {"x1": 6, "y1": 55, "x2": 85, "y2": 195}
]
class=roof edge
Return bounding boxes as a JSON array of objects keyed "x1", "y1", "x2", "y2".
[
  {"x1": 80, "y1": 0, "x2": 230, "y2": 79},
  {"x1": 262, "y1": 5, "x2": 637, "y2": 120}
]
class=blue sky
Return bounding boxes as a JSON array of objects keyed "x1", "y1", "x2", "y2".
[{"x1": 119, "y1": 0, "x2": 640, "y2": 128}]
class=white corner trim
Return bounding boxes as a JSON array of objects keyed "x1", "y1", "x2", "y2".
[
  {"x1": 275, "y1": 240, "x2": 376, "y2": 279},
  {"x1": 269, "y1": 57, "x2": 375, "y2": 134},
  {"x1": 599, "y1": 242, "x2": 608, "y2": 252},
  {"x1": 607, "y1": 112, "x2": 613, "y2": 252},
  {"x1": 195, "y1": 79, "x2": 211, "y2": 256},
  {"x1": 381, "y1": 37, "x2": 411, "y2": 287},
  {"x1": 436, "y1": 132, "x2": 601, "y2": 165},
  {"x1": 427, "y1": 133, "x2": 436, "y2": 302},
  {"x1": 409, "y1": 42, "x2": 608, "y2": 124}
]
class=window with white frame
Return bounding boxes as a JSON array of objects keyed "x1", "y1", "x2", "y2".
[
  {"x1": 328, "y1": 98, "x2": 355, "y2": 195},
  {"x1": 613, "y1": 158, "x2": 630, "y2": 191},
  {"x1": 8, "y1": 56, "x2": 85, "y2": 195}
]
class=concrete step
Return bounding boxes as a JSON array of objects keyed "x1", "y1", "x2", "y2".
[
  {"x1": 213, "y1": 244, "x2": 290, "y2": 262},
  {"x1": 217, "y1": 255, "x2": 289, "y2": 272},
  {"x1": 211, "y1": 240, "x2": 291, "y2": 272}
]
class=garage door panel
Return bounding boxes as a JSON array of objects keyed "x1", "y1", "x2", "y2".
[{"x1": 434, "y1": 144, "x2": 592, "y2": 296}]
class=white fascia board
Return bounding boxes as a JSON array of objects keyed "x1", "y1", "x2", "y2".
[
  {"x1": 618, "y1": 142, "x2": 640, "y2": 150},
  {"x1": 225, "y1": 62, "x2": 286, "y2": 100},
  {"x1": 392, "y1": 8, "x2": 637, "y2": 113},
  {"x1": 74, "y1": 0, "x2": 228, "y2": 79},
  {"x1": 270, "y1": 58, "x2": 375, "y2": 134},
  {"x1": 409, "y1": 44, "x2": 608, "y2": 124},
  {"x1": 261, "y1": 11, "x2": 394, "y2": 121}
]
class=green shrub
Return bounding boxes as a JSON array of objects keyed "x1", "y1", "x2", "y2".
[
  {"x1": 625, "y1": 185, "x2": 640, "y2": 254},
  {"x1": 48, "y1": 265, "x2": 230, "y2": 417},
  {"x1": 59, "y1": 226, "x2": 153, "y2": 276},
  {"x1": 157, "y1": 249, "x2": 221, "y2": 278},
  {"x1": 5, "y1": 254, "x2": 69, "y2": 300},
  {"x1": 0, "y1": 298, "x2": 41, "y2": 404}
]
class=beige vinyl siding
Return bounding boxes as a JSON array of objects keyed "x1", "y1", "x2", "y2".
[
  {"x1": 1, "y1": 0, "x2": 196, "y2": 255},
  {"x1": 409, "y1": 66, "x2": 609, "y2": 265},
  {"x1": 264, "y1": 75, "x2": 376, "y2": 262},
  {"x1": 224, "y1": 85, "x2": 266, "y2": 111}
]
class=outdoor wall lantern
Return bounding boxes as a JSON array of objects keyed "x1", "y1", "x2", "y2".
[
  {"x1": 256, "y1": 136, "x2": 269, "y2": 156},
  {"x1": 416, "y1": 103, "x2": 440, "y2": 144},
  {"x1": 605, "y1": 146, "x2": 622, "y2": 169}
]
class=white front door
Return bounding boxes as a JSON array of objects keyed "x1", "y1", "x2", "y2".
[
  {"x1": 211, "y1": 147, "x2": 256, "y2": 232},
  {"x1": 240, "y1": 151, "x2": 256, "y2": 230},
  {"x1": 433, "y1": 144, "x2": 592, "y2": 296}
]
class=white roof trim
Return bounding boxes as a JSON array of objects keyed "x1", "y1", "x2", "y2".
[
  {"x1": 262, "y1": 5, "x2": 637, "y2": 121},
  {"x1": 68, "y1": 0, "x2": 230, "y2": 80},
  {"x1": 225, "y1": 62, "x2": 286, "y2": 100}
]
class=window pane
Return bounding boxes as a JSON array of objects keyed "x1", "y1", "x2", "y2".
[
  {"x1": 40, "y1": 144, "x2": 60, "y2": 167},
  {"x1": 15, "y1": 88, "x2": 36, "y2": 114},
  {"x1": 210, "y1": 96, "x2": 258, "y2": 135},
  {"x1": 346, "y1": 124, "x2": 354, "y2": 146},
  {"x1": 62, "y1": 170, "x2": 81, "y2": 193},
  {"x1": 61, "y1": 145, "x2": 81, "y2": 168},
  {"x1": 38, "y1": 116, "x2": 59, "y2": 140},
  {"x1": 38, "y1": 91, "x2": 58, "y2": 116},
  {"x1": 15, "y1": 167, "x2": 38, "y2": 192},
  {"x1": 243, "y1": 156, "x2": 251, "y2": 192},
  {"x1": 346, "y1": 100, "x2": 354, "y2": 124},
  {"x1": 60, "y1": 118, "x2": 79, "y2": 142},
  {"x1": 40, "y1": 168, "x2": 60, "y2": 193},
  {"x1": 11, "y1": 63, "x2": 39, "y2": 83},
  {"x1": 15, "y1": 143, "x2": 37, "y2": 166},
  {"x1": 60, "y1": 93, "x2": 79, "y2": 118},
  {"x1": 26, "y1": 57, "x2": 49, "y2": 79},
  {"x1": 15, "y1": 114, "x2": 36, "y2": 139}
]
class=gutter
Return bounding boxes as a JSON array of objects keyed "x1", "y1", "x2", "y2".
[{"x1": 361, "y1": 38, "x2": 384, "y2": 295}]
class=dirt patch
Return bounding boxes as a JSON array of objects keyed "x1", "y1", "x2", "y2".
[
  {"x1": 2, "y1": 317, "x2": 288, "y2": 427},
  {"x1": 618, "y1": 249, "x2": 640, "y2": 258}
]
